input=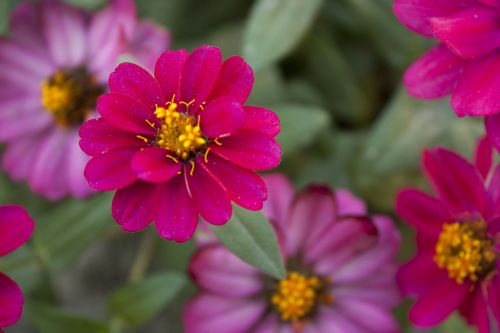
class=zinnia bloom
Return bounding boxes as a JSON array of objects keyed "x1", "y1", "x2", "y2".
[
  {"x1": 397, "y1": 137, "x2": 500, "y2": 332},
  {"x1": 80, "y1": 45, "x2": 281, "y2": 242},
  {"x1": 0, "y1": 205, "x2": 34, "y2": 331},
  {"x1": 393, "y1": 0, "x2": 500, "y2": 151},
  {"x1": 0, "y1": 0, "x2": 169, "y2": 199},
  {"x1": 183, "y1": 174, "x2": 401, "y2": 332}
]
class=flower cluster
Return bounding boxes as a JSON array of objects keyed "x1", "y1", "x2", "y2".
[{"x1": 184, "y1": 175, "x2": 401, "y2": 332}]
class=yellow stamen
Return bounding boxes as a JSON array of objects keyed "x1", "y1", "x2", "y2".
[
  {"x1": 189, "y1": 161, "x2": 196, "y2": 176},
  {"x1": 214, "y1": 138, "x2": 223, "y2": 146},
  {"x1": 136, "y1": 135, "x2": 149, "y2": 143},
  {"x1": 204, "y1": 147, "x2": 211, "y2": 163},
  {"x1": 165, "y1": 154, "x2": 179, "y2": 164},
  {"x1": 434, "y1": 220, "x2": 497, "y2": 284}
]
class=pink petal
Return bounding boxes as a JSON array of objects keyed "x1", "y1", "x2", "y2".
[
  {"x1": 393, "y1": 0, "x2": 476, "y2": 37},
  {"x1": 397, "y1": 251, "x2": 444, "y2": 296},
  {"x1": 452, "y1": 54, "x2": 500, "y2": 116},
  {"x1": 180, "y1": 45, "x2": 222, "y2": 112},
  {"x1": 403, "y1": 44, "x2": 465, "y2": 99},
  {"x1": 0, "y1": 39, "x2": 53, "y2": 80},
  {"x1": 131, "y1": 147, "x2": 181, "y2": 183},
  {"x1": 186, "y1": 159, "x2": 232, "y2": 225},
  {"x1": 336, "y1": 299, "x2": 400, "y2": 333},
  {"x1": 0, "y1": 104, "x2": 51, "y2": 142},
  {"x1": 252, "y1": 314, "x2": 281, "y2": 333},
  {"x1": 84, "y1": 148, "x2": 138, "y2": 191},
  {"x1": 154, "y1": 176, "x2": 198, "y2": 242},
  {"x1": 183, "y1": 295, "x2": 265, "y2": 333},
  {"x1": 42, "y1": 1, "x2": 87, "y2": 67},
  {"x1": 0, "y1": 273, "x2": 23, "y2": 328},
  {"x1": 474, "y1": 135, "x2": 493, "y2": 179},
  {"x1": 422, "y1": 148, "x2": 488, "y2": 215},
  {"x1": 478, "y1": 0, "x2": 500, "y2": 6},
  {"x1": 112, "y1": 181, "x2": 157, "y2": 232},
  {"x1": 0, "y1": 205, "x2": 34, "y2": 256},
  {"x1": 487, "y1": 276, "x2": 500, "y2": 332},
  {"x1": 487, "y1": 164, "x2": 500, "y2": 217},
  {"x1": 97, "y1": 93, "x2": 156, "y2": 135},
  {"x1": 409, "y1": 276, "x2": 470, "y2": 327},
  {"x1": 396, "y1": 189, "x2": 448, "y2": 237},
  {"x1": 79, "y1": 118, "x2": 147, "y2": 157},
  {"x1": 200, "y1": 97, "x2": 244, "y2": 138},
  {"x1": 317, "y1": 307, "x2": 366, "y2": 333},
  {"x1": 486, "y1": 114, "x2": 500, "y2": 153},
  {"x1": 203, "y1": 154, "x2": 267, "y2": 210},
  {"x1": 154, "y1": 50, "x2": 188, "y2": 101},
  {"x1": 189, "y1": 246, "x2": 262, "y2": 298},
  {"x1": 128, "y1": 20, "x2": 171, "y2": 71},
  {"x1": 2, "y1": 135, "x2": 45, "y2": 181},
  {"x1": 431, "y1": 7, "x2": 500, "y2": 59},
  {"x1": 66, "y1": 130, "x2": 93, "y2": 198},
  {"x1": 285, "y1": 185, "x2": 336, "y2": 257},
  {"x1": 109, "y1": 62, "x2": 164, "y2": 109},
  {"x1": 241, "y1": 106, "x2": 280, "y2": 137},
  {"x1": 212, "y1": 130, "x2": 281, "y2": 171},
  {"x1": 459, "y1": 289, "x2": 490, "y2": 333},
  {"x1": 208, "y1": 56, "x2": 254, "y2": 104},
  {"x1": 336, "y1": 189, "x2": 367, "y2": 216},
  {"x1": 262, "y1": 174, "x2": 294, "y2": 227}
]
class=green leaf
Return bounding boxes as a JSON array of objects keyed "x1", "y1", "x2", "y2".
[
  {"x1": 33, "y1": 193, "x2": 115, "y2": 270},
  {"x1": 28, "y1": 303, "x2": 111, "y2": 333},
  {"x1": 243, "y1": 0, "x2": 324, "y2": 69},
  {"x1": 211, "y1": 205, "x2": 286, "y2": 279},
  {"x1": 108, "y1": 271, "x2": 186, "y2": 327},
  {"x1": 273, "y1": 103, "x2": 330, "y2": 156},
  {"x1": 0, "y1": 0, "x2": 19, "y2": 35},
  {"x1": 0, "y1": 246, "x2": 43, "y2": 293},
  {"x1": 62, "y1": 0, "x2": 107, "y2": 10},
  {"x1": 441, "y1": 313, "x2": 475, "y2": 333}
]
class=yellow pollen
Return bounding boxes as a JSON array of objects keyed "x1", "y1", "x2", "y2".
[
  {"x1": 271, "y1": 272, "x2": 321, "y2": 322},
  {"x1": 154, "y1": 100, "x2": 206, "y2": 160},
  {"x1": 434, "y1": 220, "x2": 497, "y2": 285}
]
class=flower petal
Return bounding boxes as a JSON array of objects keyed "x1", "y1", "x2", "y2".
[
  {"x1": 474, "y1": 135, "x2": 493, "y2": 179},
  {"x1": 487, "y1": 276, "x2": 500, "y2": 333},
  {"x1": 155, "y1": 176, "x2": 198, "y2": 242},
  {"x1": 393, "y1": 0, "x2": 476, "y2": 37},
  {"x1": 403, "y1": 44, "x2": 464, "y2": 99},
  {"x1": 189, "y1": 246, "x2": 262, "y2": 298},
  {"x1": 208, "y1": 56, "x2": 254, "y2": 104},
  {"x1": 486, "y1": 114, "x2": 500, "y2": 153},
  {"x1": 66, "y1": 131, "x2": 92, "y2": 198},
  {"x1": 336, "y1": 298, "x2": 400, "y2": 333},
  {"x1": 79, "y1": 118, "x2": 146, "y2": 157},
  {"x1": 131, "y1": 147, "x2": 181, "y2": 183},
  {"x1": 97, "y1": 93, "x2": 156, "y2": 135},
  {"x1": 452, "y1": 54, "x2": 500, "y2": 116},
  {"x1": 180, "y1": 45, "x2": 222, "y2": 112},
  {"x1": 459, "y1": 289, "x2": 490, "y2": 333},
  {"x1": 183, "y1": 295, "x2": 265, "y2": 333},
  {"x1": 262, "y1": 174, "x2": 294, "y2": 227},
  {"x1": 397, "y1": 251, "x2": 443, "y2": 296},
  {"x1": 128, "y1": 21, "x2": 171, "y2": 70},
  {"x1": 422, "y1": 148, "x2": 488, "y2": 215},
  {"x1": 200, "y1": 97, "x2": 244, "y2": 138},
  {"x1": 204, "y1": 154, "x2": 267, "y2": 210},
  {"x1": 109, "y1": 62, "x2": 164, "y2": 109},
  {"x1": 0, "y1": 205, "x2": 34, "y2": 256},
  {"x1": 241, "y1": 106, "x2": 280, "y2": 137},
  {"x1": 187, "y1": 159, "x2": 232, "y2": 225},
  {"x1": 154, "y1": 49, "x2": 188, "y2": 100},
  {"x1": 336, "y1": 189, "x2": 367, "y2": 216},
  {"x1": 0, "y1": 273, "x2": 23, "y2": 328},
  {"x1": 430, "y1": 7, "x2": 500, "y2": 59},
  {"x1": 212, "y1": 130, "x2": 281, "y2": 171},
  {"x1": 84, "y1": 148, "x2": 137, "y2": 191},
  {"x1": 396, "y1": 189, "x2": 448, "y2": 237},
  {"x1": 112, "y1": 181, "x2": 157, "y2": 232}
]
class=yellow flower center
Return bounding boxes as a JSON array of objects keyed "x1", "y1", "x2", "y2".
[
  {"x1": 434, "y1": 220, "x2": 497, "y2": 285},
  {"x1": 41, "y1": 68, "x2": 103, "y2": 127},
  {"x1": 271, "y1": 272, "x2": 321, "y2": 322},
  {"x1": 154, "y1": 100, "x2": 206, "y2": 160}
]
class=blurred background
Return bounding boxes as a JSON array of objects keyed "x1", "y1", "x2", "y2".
[{"x1": 0, "y1": 0, "x2": 482, "y2": 332}]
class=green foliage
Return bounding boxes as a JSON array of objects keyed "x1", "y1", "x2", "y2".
[
  {"x1": 0, "y1": 0, "x2": 19, "y2": 35},
  {"x1": 212, "y1": 205, "x2": 286, "y2": 279}
]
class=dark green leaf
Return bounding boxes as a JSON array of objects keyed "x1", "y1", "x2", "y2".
[
  {"x1": 212, "y1": 205, "x2": 285, "y2": 279},
  {"x1": 0, "y1": 0, "x2": 19, "y2": 36}
]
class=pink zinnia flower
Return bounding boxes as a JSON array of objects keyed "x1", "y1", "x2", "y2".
[
  {"x1": 80, "y1": 45, "x2": 281, "y2": 242},
  {"x1": 0, "y1": 205, "x2": 34, "y2": 331},
  {"x1": 393, "y1": 0, "x2": 500, "y2": 150},
  {"x1": 397, "y1": 137, "x2": 500, "y2": 332},
  {"x1": 0, "y1": 0, "x2": 169, "y2": 200},
  {"x1": 183, "y1": 175, "x2": 401, "y2": 332}
]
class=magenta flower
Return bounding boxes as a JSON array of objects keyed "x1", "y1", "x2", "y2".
[
  {"x1": 397, "y1": 137, "x2": 500, "y2": 332},
  {"x1": 183, "y1": 175, "x2": 401, "y2": 332},
  {"x1": 393, "y1": 0, "x2": 500, "y2": 150},
  {"x1": 80, "y1": 45, "x2": 281, "y2": 242},
  {"x1": 0, "y1": 205, "x2": 34, "y2": 331},
  {"x1": 0, "y1": 0, "x2": 169, "y2": 200}
]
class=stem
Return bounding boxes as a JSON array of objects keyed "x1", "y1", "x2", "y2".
[{"x1": 128, "y1": 230, "x2": 156, "y2": 282}]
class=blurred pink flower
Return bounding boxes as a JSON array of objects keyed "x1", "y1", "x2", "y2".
[
  {"x1": 183, "y1": 175, "x2": 401, "y2": 333},
  {"x1": 0, "y1": 0, "x2": 169, "y2": 200},
  {"x1": 393, "y1": 0, "x2": 500, "y2": 150},
  {"x1": 0, "y1": 205, "x2": 34, "y2": 331},
  {"x1": 397, "y1": 137, "x2": 500, "y2": 332},
  {"x1": 80, "y1": 45, "x2": 281, "y2": 242}
]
